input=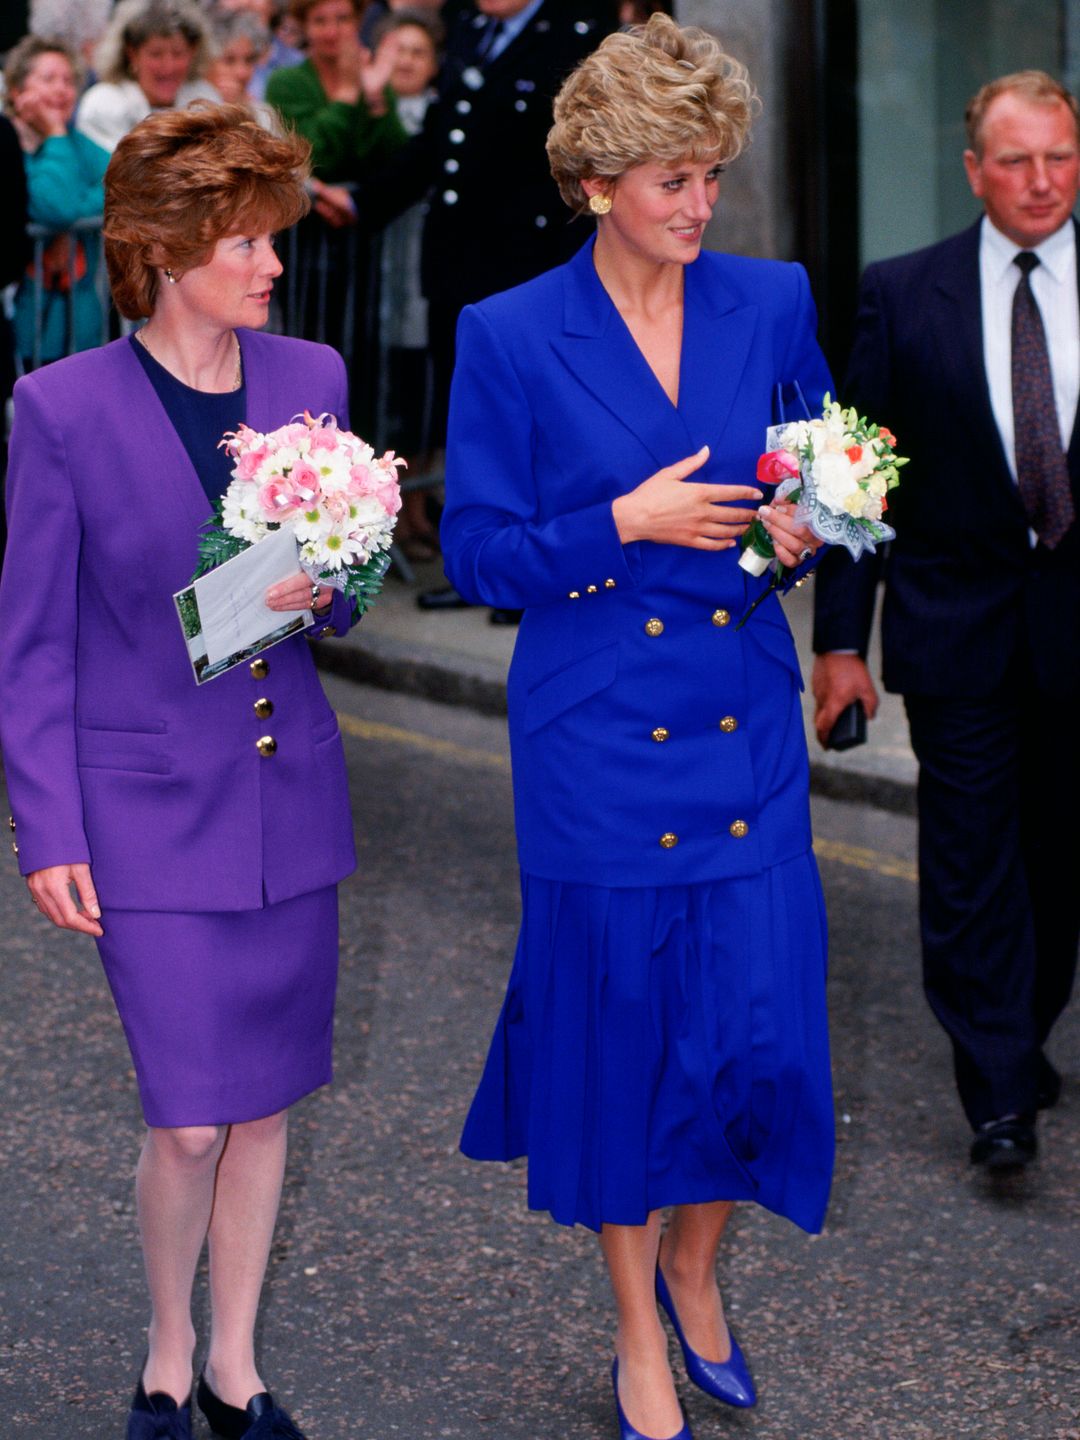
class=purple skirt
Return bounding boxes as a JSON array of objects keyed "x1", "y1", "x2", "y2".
[
  {"x1": 96, "y1": 887, "x2": 339, "y2": 1128},
  {"x1": 461, "y1": 853, "x2": 834, "y2": 1234}
]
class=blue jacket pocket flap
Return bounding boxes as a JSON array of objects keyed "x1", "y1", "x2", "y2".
[{"x1": 523, "y1": 641, "x2": 619, "y2": 734}]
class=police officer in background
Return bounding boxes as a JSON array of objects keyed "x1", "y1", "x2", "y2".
[{"x1": 358, "y1": 0, "x2": 619, "y2": 615}]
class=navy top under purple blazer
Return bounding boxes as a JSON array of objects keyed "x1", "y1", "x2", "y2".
[
  {"x1": 0, "y1": 329, "x2": 359, "y2": 911},
  {"x1": 441, "y1": 240, "x2": 832, "y2": 888}
]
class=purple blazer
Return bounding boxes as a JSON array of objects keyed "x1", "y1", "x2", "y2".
[{"x1": 0, "y1": 329, "x2": 358, "y2": 911}]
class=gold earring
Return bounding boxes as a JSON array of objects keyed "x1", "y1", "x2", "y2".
[{"x1": 588, "y1": 193, "x2": 612, "y2": 216}]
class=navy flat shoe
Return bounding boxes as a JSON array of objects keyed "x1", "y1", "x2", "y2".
[
  {"x1": 197, "y1": 1372, "x2": 306, "y2": 1439},
  {"x1": 126, "y1": 1377, "x2": 193, "y2": 1440},
  {"x1": 611, "y1": 1358, "x2": 693, "y2": 1440},
  {"x1": 655, "y1": 1266, "x2": 757, "y2": 1409}
]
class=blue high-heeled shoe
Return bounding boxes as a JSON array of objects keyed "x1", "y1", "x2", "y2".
[
  {"x1": 611, "y1": 1358, "x2": 693, "y2": 1440},
  {"x1": 655, "y1": 1267, "x2": 757, "y2": 1409}
]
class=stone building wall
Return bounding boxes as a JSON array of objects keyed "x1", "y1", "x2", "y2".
[{"x1": 674, "y1": 1, "x2": 793, "y2": 259}]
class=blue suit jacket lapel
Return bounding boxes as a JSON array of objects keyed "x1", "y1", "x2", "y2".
[
  {"x1": 549, "y1": 242, "x2": 757, "y2": 466},
  {"x1": 678, "y1": 256, "x2": 757, "y2": 451}
]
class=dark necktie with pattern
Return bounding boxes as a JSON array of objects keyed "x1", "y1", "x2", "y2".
[
  {"x1": 474, "y1": 18, "x2": 506, "y2": 64},
  {"x1": 1010, "y1": 251, "x2": 1076, "y2": 549}
]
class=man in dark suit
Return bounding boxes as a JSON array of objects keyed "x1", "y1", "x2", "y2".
[
  {"x1": 812, "y1": 70, "x2": 1080, "y2": 1171},
  {"x1": 358, "y1": 0, "x2": 617, "y2": 613}
]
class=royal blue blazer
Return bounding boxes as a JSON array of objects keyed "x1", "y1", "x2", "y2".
[{"x1": 442, "y1": 239, "x2": 832, "y2": 888}]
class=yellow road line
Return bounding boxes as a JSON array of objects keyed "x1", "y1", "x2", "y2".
[
  {"x1": 335, "y1": 712, "x2": 916, "y2": 883},
  {"x1": 335, "y1": 711, "x2": 510, "y2": 771},
  {"x1": 812, "y1": 837, "x2": 917, "y2": 884}
]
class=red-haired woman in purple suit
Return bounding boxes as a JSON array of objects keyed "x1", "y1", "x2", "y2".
[{"x1": 0, "y1": 104, "x2": 356, "y2": 1440}]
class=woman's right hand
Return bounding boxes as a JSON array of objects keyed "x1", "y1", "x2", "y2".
[
  {"x1": 611, "y1": 446, "x2": 763, "y2": 549},
  {"x1": 11, "y1": 86, "x2": 68, "y2": 145},
  {"x1": 28, "y1": 863, "x2": 103, "y2": 937},
  {"x1": 325, "y1": 32, "x2": 368, "y2": 105},
  {"x1": 310, "y1": 178, "x2": 357, "y2": 228}
]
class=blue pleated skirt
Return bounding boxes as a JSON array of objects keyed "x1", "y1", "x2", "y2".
[{"x1": 461, "y1": 852, "x2": 834, "y2": 1233}]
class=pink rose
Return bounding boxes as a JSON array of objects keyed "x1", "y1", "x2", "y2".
[
  {"x1": 349, "y1": 463, "x2": 376, "y2": 495},
  {"x1": 258, "y1": 475, "x2": 307, "y2": 519},
  {"x1": 373, "y1": 476, "x2": 402, "y2": 515},
  {"x1": 235, "y1": 444, "x2": 271, "y2": 481},
  {"x1": 258, "y1": 460, "x2": 320, "y2": 519},
  {"x1": 308, "y1": 425, "x2": 339, "y2": 453},
  {"x1": 756, "y1": 449, "x2": 801, "y2": 485}
]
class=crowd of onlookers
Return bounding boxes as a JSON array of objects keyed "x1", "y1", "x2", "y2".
[{"x1": 0, "y1": 0, "x2": 673, "y2": 560}]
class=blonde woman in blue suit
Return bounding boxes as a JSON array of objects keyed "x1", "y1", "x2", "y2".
[{"x1": 442, "y1": 16, "x2": 834, "y2": 1440}]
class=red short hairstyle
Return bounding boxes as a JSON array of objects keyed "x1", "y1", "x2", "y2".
[{"x1": 103, "y1": 102, "x2": 311, "y2": 319}]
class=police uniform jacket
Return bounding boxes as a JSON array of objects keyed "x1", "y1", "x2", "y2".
[
  {"x1": 442, "y1": 240, "x2": 832, "y2": 888},
  {"x1": 361, "y1": 0, "x2": 616, "y2": 312},
  {"x1": 0, "y1": 330, "x2": 357, "y2": 911}
]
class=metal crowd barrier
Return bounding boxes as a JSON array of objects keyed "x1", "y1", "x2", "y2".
[{"x1": 20, "y1": 215, "x2": 111, "y2": 373}]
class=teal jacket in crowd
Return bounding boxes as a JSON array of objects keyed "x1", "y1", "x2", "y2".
[{"x1": 15, "y1": 128, "x2": 109, "y2": 365}]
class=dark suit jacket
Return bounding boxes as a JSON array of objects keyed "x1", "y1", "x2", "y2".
[
  {"x1": 359, "y1": 0, "x2": 617, "y2": 312},
  {"x1": 813, "y1": 219, "x2": 1080, "y2": 697}
]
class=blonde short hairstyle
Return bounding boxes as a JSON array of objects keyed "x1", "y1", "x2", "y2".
[
  {"x1": 104, "y1": 102, "x2": 310, "y2": 319},
  {"x1": 94, "y1": 0, "x2": 210, "y2": 86},
  {"x1": 547, "y1": 13, "x2": 757, "y2": 215},
  {"x1": 3, "y1": 34, "x2": 81, "y2": 116},
  {"x1": 965, "y1": 70, "x2": 1080, "y2": 156}
]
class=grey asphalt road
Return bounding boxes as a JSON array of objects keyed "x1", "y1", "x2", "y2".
[{"x1": 1, "y1": 677, "x2": 1078, "y2": 1440}]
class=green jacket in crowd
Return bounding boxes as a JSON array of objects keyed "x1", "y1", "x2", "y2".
[{"x1": 266, "y1": 60, "x2": 406, "y2": 181}]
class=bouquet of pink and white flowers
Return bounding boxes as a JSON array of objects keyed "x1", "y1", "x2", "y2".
[
  {"x1": 193, "y1": 411, "x2": 403, "y2": 613},
  {"x1": 739, "y1": 396, "x2": 906, "y2": 580}
]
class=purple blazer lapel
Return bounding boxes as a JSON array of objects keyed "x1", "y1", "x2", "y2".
[{"x1": 117, "y1": 338, "x2": 221, "y2": 530}]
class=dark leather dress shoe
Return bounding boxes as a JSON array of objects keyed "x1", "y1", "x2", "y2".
[
  {"x1": 1037, "y1": 1055, "x2": 1062, "y2": 1110},
  {"x1": 970, "y1": 1114, "x2": 1037, "y2": 1170},
  {"x1": 197, "y1": 1373, "x2": 305, "y2": 1439},
  {"x1": 489, "y1": 607, "x2": 523, "y2": 625},
  {"x1": 416, "y1": 584, "x2": 471, "y2": 610},
  {"x1": 127, "y1": 1377, "x2": 192, "y2": 1439}
]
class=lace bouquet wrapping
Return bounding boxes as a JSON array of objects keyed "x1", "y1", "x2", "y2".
[
  {"x1": 193, "y1": 411, "x2": 403, "y2": 614},
  {"x1": 736, "y1": 396, "x2": 906, "y2": 626}
]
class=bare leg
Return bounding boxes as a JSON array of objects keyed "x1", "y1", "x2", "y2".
[
  {"x1": 137, "y1": 1124, "x2": 227, "y2": 1402},
  {"x1": 600, "y1": 1214, "x2": 684, "y2": 1439},
  {"x1": 658, "y1": 1201, "x2": 736, "y2": 1363},
  {"x1": 203, "y1": 1110, "x2": 289, "y2": 1408}
]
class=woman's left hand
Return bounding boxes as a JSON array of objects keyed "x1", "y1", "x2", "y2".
[
  {"x1": 757, "y1": 500, "x2": 822, "y2": 569},
  {"x1": 266, "y1": 572, "x2": 333, "y2": 614}
]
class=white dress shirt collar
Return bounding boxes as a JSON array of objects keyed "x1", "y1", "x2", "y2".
[{"x1": 982, "y1": 212, "x2": 1075, "y2": 287}]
